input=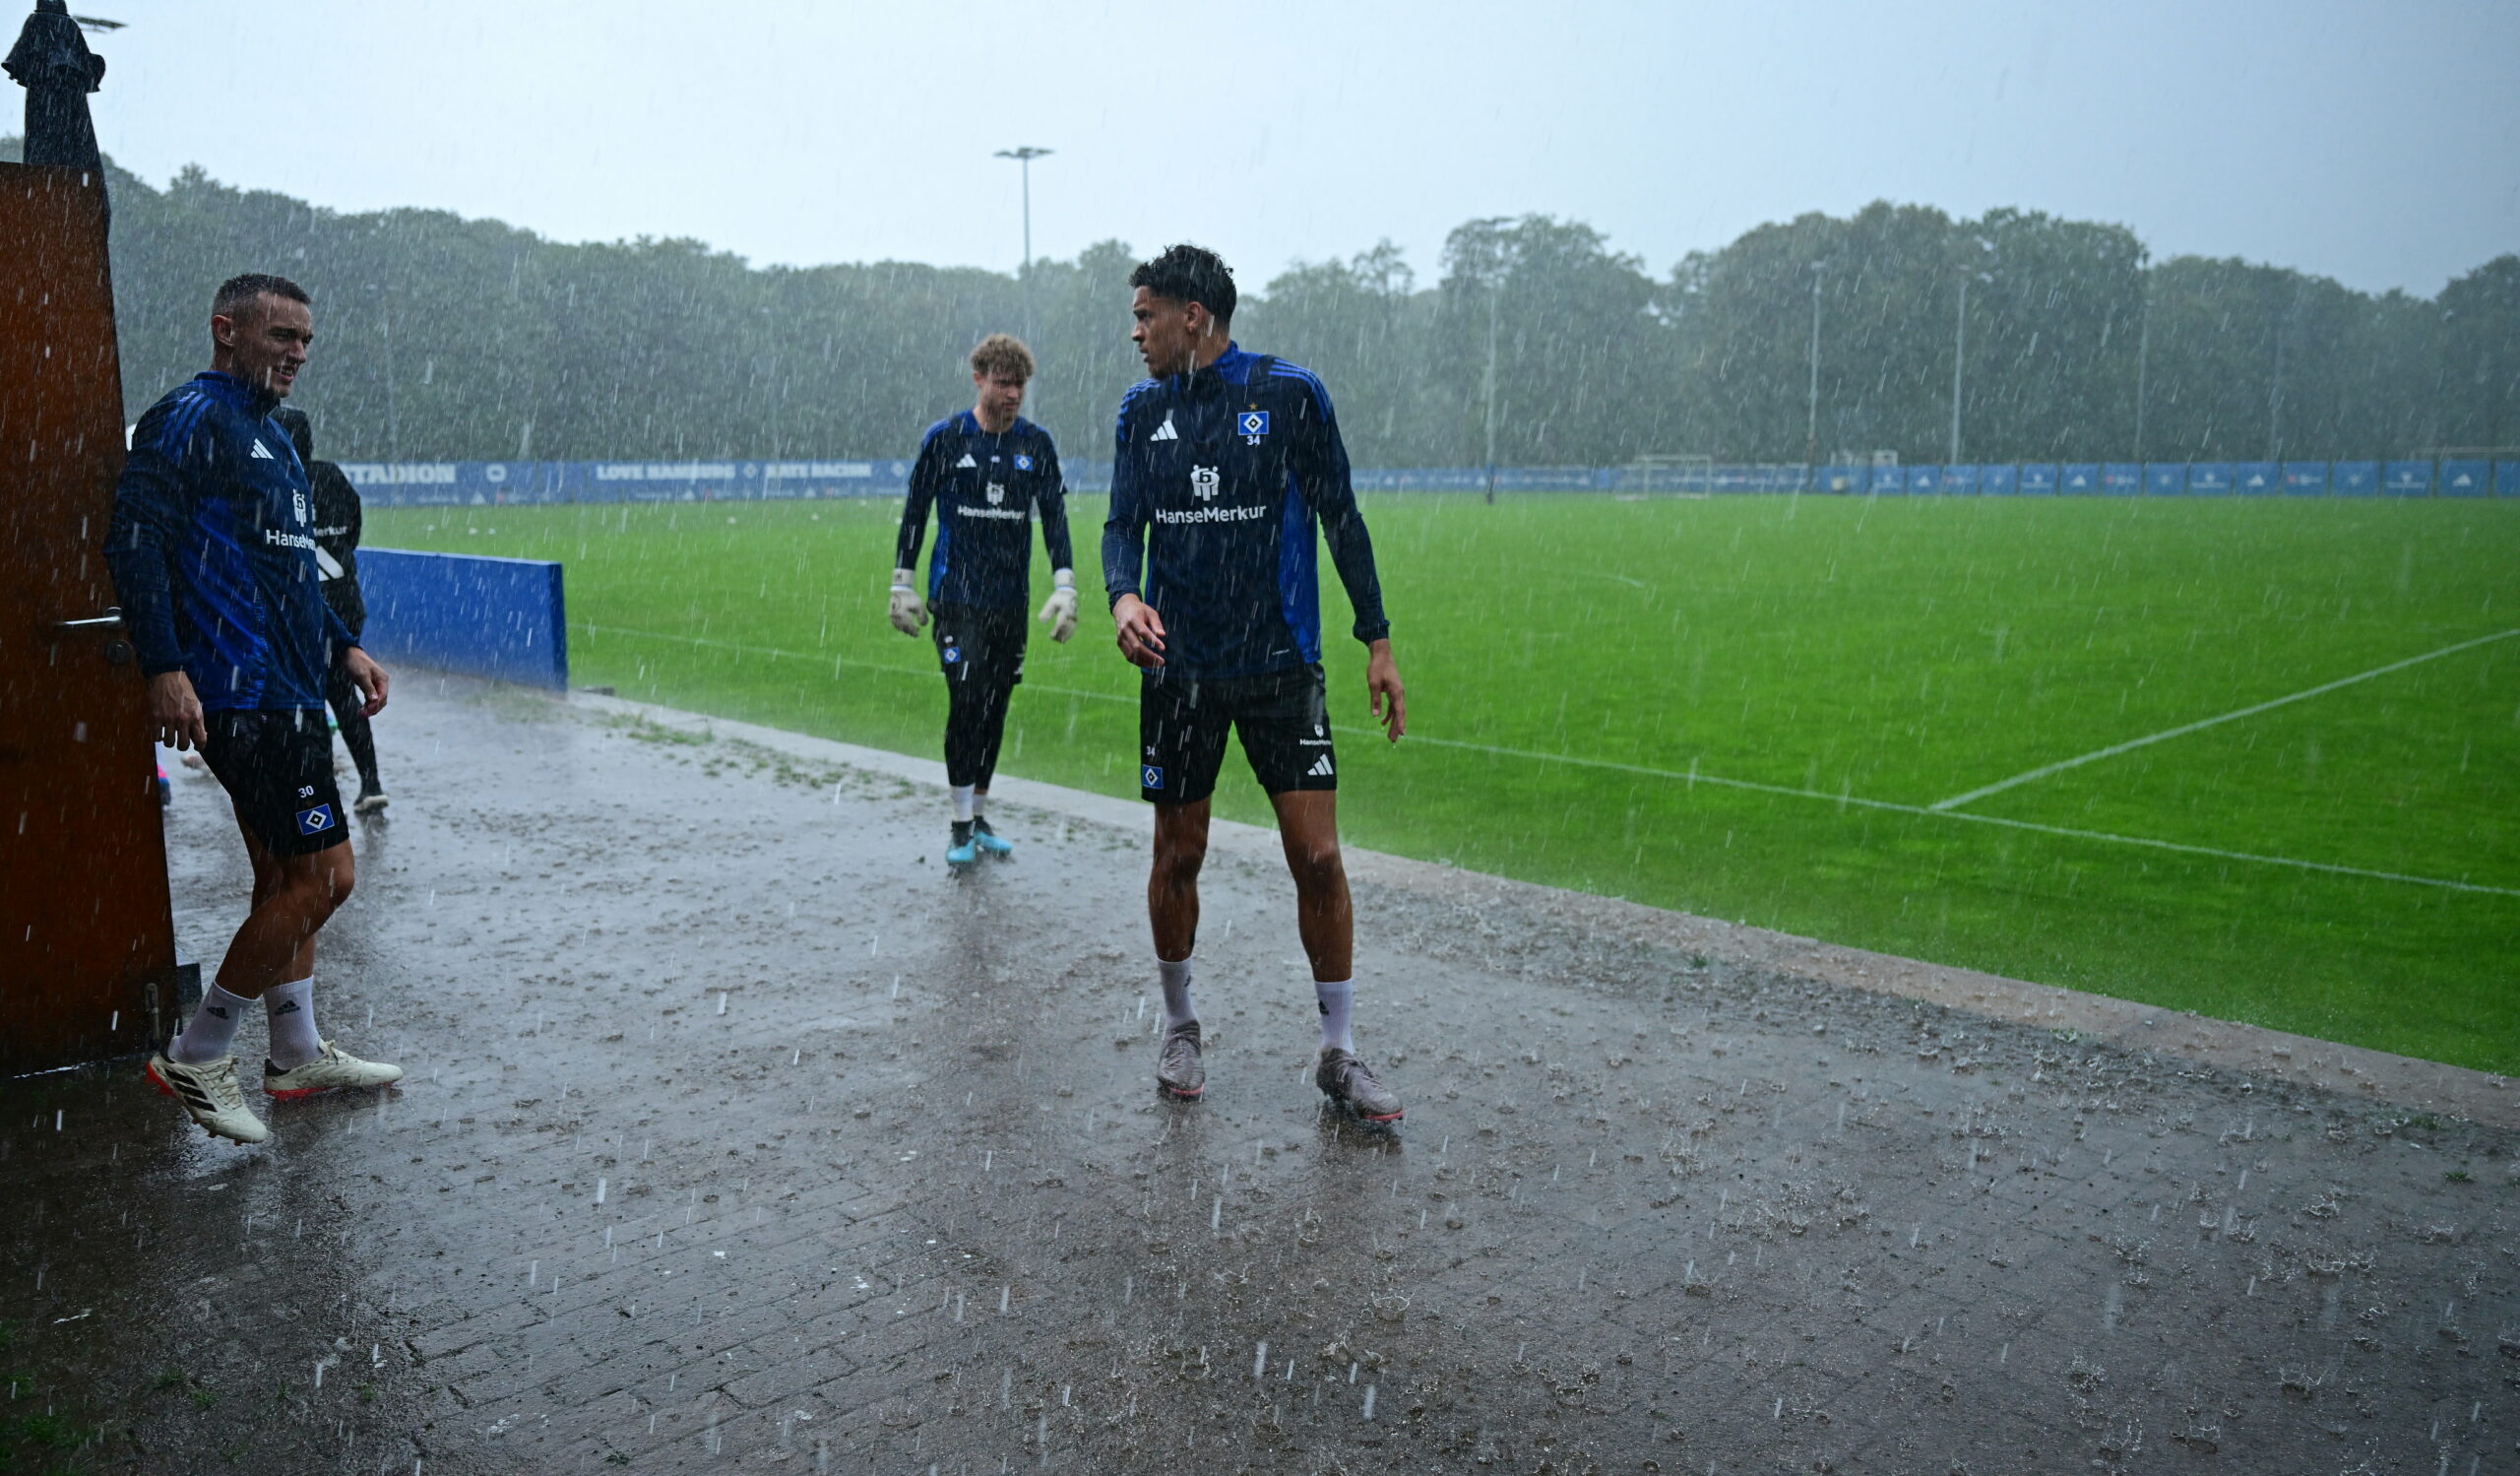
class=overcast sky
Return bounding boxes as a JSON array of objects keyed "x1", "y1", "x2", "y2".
[{"x1": 74, "y1": 0, "x2": 2520, "y2": 297}]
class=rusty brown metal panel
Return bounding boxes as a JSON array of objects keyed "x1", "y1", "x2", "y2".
[{"x1": 0, "y1": 161, "x2": 177, "y2": 1074}]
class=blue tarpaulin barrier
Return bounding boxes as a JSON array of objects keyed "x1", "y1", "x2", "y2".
[
  {"x1": 2145, "y1": 464, "x2": 2187, "y2": 495},
  {"x1": 2189, "y1": 463, "x2": 2234, "y2": 495},
  {"x1": 2334, "y1": 461, "x2": 2378, "y2": 495},
  {"x1": 2101, "y1": 464, "x2": 2140, "y2": 495},
  {"x1": 2019, "y1": 464, "x2": 2059, "y2": 495},
  {"x1": 1941, "y1": 465, "x2": 1979, "y2": 493},
  {"x1": 357, "y1": 549, "x2": 567, "y2": 690},
  {"x1": 2235, "y1": 463, "x2": 2279, "y2": 495},
  {"x1": 1907, "y1": 465, "x2": 1942, "y2": 493},
  {"x1": 2282, "y1": 463, "x2": 2328, "y2": 494},
  {"x1": 2498, "y1": 462, "x2": 2520, "y2": 498},
  {"x1": 1981, "y1": 465, "x2": 2017, "y2": 495},
  {"x1": 2060, "y1": 464, "x2": 2099, "y2": 494}
]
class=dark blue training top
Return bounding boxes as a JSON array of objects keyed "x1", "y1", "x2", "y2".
[
  {"x1": 894, "y1": 412, "x2": 1075, "y2": 610},
  {"x1": 104, "y1": 371, "x2": 358, "y2": 712},
  {"x1": 1102, "y1": 344, "x2": 1389, "y2": 680}
]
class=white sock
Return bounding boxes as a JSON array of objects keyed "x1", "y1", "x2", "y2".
[
  {"x1": 171, "y1": 982, "x2": 253, "y2": 1064},
  {"x1": 951, "y1": 785, "x2": 976, "y2": 823},
  {"x1": 972, "y1": 792, "x2": 987, "y2": 819},
  {"x1": 263, "y1": 976, "x2": 321, "y2": 1069},
  {"x1": 1314, "y1": 978, "x2": 1354, "y2": 1054},
  {"x1": 1157, "y1": 956, "x2": 1195, "y2": 1030}
]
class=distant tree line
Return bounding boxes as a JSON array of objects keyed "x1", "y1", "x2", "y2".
[{"x1": 15, "y1": 140, "x2": 2515, "y2": 468}]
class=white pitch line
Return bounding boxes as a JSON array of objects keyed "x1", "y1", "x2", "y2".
[
  {"x1": 577, "y1": 621, "x2": 2518, "y2": 898},
  {"x1": 1930, "y1": 627, "x2": 2520, "y2": 812},
  {"x1": 1391, "y1": 734, "x2": 2520, "y2": 898}
]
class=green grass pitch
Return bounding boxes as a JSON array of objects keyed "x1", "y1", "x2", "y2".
[{"x1": 367, "y1": 494, "x2": 2520, "y2": 1072}]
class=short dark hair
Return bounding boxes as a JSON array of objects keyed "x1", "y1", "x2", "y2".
[
  {"x1": 1129, "y1": 244, "x2": 1235, "y2": 325},
  {"x1": 271, "y1": 404, "x2": 313, "y2": 461},
  {"x1": 212, "y1": 273, "x2": 310, "y2": 319}
]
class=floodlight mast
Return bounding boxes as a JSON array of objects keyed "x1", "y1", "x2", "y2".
[{"x1": 992, "y1": 146, "x2": 1052, "y2": 274}]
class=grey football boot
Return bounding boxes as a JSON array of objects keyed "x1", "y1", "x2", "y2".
[
  {"x1": 1315, "y1": 1048, "x2": 1403, "y2": 1124},
  {"x1": 1156, "y1": 1019, "x2": 1205, "y2": 1100}
]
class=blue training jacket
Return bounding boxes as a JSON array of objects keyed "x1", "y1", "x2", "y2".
[
  {"x1": 104, "y1": 371, "x2": 357, "y2": 712},
  {"x1": 894, "y1": 411, "x2": 1075, "y2": 610},
  {"x1": 1102, "y1": 345, "x2": 1389, "y2": 680}
]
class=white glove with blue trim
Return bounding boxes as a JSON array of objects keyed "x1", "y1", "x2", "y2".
[
  {"x1": 887, "y1": 568, "x2": 927, "y2": 635},
  {"x1": 1038, "y1": 568, "x2": 1079, "y2": 643}
]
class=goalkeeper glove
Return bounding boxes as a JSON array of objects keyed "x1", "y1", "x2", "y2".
[
  {"x1": 887, "y1": 569, "x2": 927, "y2": 635},
  {"x1": 1038, "y1": 568, "x2": 1079, "y2": 643}
]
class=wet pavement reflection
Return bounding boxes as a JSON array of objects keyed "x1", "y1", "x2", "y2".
[{"x1": 2, "y1": 674, "x2": 2510, "y2": 1473}]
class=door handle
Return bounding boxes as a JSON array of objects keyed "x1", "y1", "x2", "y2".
[
  {"x1": 50, "y1": 609, "x2": 133, "y2": 664},
  {"x1": 51, "y1": 609, "x2": 123, "y2": 634}
]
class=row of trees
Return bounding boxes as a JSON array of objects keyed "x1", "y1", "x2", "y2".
[{"x1": 23, "y1": 140, "x2": 2516, "y2": 467}]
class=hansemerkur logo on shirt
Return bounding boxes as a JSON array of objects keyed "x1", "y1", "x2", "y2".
[{"x1": 263, "y1": 487, "x2": 316, "y2": 550}]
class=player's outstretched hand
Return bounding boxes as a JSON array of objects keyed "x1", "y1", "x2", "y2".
[
  {"x1": 148, "y1": 670, "x2": 207, "y2": 751},
  {"x1": 1366, "y1": 639, "x2": 1405, "y2": 742},
  {"x1": 1038, "y1": 570, "x2": 1079, "y2": 644},
  {"x1": 887, "y1": 569, "x2": 928, "y2": 636},
  {"x1": 342, "y1": 648, "x2": 391, "y2": 717},
  {"x1": 1112, "y1": 593, "x2": 1166, "y2": 669}
]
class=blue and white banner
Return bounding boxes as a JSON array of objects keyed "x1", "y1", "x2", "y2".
[
  {"x1": 2437, "y1": 460, "x2": 2489, "y2": 497},
  {"x1": 2499, "y1": 461, "x2": 2520, "y2": 498},
  {"x1": 330, "y1": 455, "x2": 2473, "y2": 505}
]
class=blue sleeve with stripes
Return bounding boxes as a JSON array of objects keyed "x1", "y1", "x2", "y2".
[
  {"x1": 1101, "y1": 390, "x2": 1149, "y2": 608},
  {"x1": 102, "y1": 400, "x2": 199, "y2": 677},
  {"x1": 1037, "y1": 437, "x2": 1075, "y2": 574},
  {"x1": 1283, "y1": 368, "x2": 1390, "y2": 644}
]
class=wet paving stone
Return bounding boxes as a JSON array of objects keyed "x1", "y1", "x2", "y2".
[{"x1": 1, "y1": 674, "x2": 2512, "y2": 1473}]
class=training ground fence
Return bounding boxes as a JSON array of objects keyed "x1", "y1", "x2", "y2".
[{"x1": 338, "y1": 455, "x2": 2520, "y2": 508}]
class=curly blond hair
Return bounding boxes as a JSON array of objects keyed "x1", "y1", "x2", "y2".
[{"x1": 969, "y1": 333, "x2": 1035, "y2": 382}]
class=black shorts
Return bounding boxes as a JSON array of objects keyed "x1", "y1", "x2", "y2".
[
  {"x1": 932, "y1": 604, "x2": 1026, "y2": 690},
  {"x1": 199, "y1": 709, "x2": 348, "y2": 857},
  {"x1": 1139, "y1": 664, "x2": 1336, "y2": 805}
]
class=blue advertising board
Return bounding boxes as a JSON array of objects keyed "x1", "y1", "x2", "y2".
[
  {"x1": 1941, "y1": 465, "x2": 1980, "y2": 493},
  {"x1": 1868, "y1": 465, "x2": 1906, "y2": 495},
  {"x1": 2281, "y1": 462, "x2": 2328, "y2": 494},
  {"x1": 2188, "y1": 463, "x2": 2234, "y2": 495},
  {"x1": 2499, "y1": 461, "x2": 2520, "y2": 498},
  {"x1": 2333, "y1": 461, "x2": 2377, "y2": 495},
  {"x1": 1981, "y1": 464, "x2": 2017, "y2": 495},
  {"x1": 2018, "y1": 464, "x2": 2058, "y2": 495},
  {"x1": 1907, "y1": 465, "x2": 1942, "y2": 493},
  {"x1": 1814, "y1": 466, "x2": 1865, "y2": 494},
  {"x1": 2383, "y1": 461, "x2": 2432, "y2": 496},
  {"x1": 2059, "y1": 463, "x2": 2099, "y2": 494},
  {"x1": 2101, "y1": 463, "x2": 2140, "y2": 495},
  {"x1": 2234, "y1": 463, "x2": 2279, "y2": 495},
  {"x1": 2144, "y1": 464, "x2": 2186, "y2": 495},
  {"x1": 2437, "y1": 460, "x2": 2489, "y2": 497}
]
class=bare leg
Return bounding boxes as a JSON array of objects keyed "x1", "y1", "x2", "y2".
[
  {"x1": 1149, "y1": 800, "x2": 1210, "y2": 963},
  {"x1": 1267, "y1": 789, "x2": 1351, "y2": 982},
  {"x1": 215, "y1": 814, "x2": 353, "y2": 1000}
]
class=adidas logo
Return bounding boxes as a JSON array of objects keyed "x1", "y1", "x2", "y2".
[
  {"x1": 249, "y1": 439, "x2": 275, "y2": 460},
  {"x1": 1306, "y1": 754, "x2": 1335, "y2": 778},
  {"x1": 1149, "y1": 413, "x2": 1178, "y2": 442},
  {"x1": 955, "y1": 453, "x2": 977, "y2": 468}
]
